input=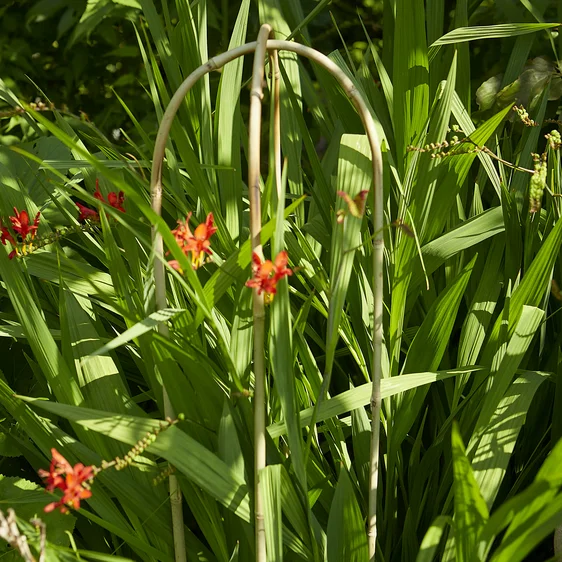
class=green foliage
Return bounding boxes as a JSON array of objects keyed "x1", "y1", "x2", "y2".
[{"x1": 1, "y1": 0, "x2": 562, "y2": 561}]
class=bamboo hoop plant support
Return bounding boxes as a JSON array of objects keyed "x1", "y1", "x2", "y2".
[
  {"x1": 150, "y1": 28, "x2": 384, "y2": 562},
  {"x1": 248, "y1": 24, "x2": 277, "y2": 561}
]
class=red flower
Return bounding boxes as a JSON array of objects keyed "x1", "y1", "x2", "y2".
[
  {"x1": 9, "y1": 208, "x2": 40, "y2": 240},
  {"x1": 93, "y1": 180, "x2": 104, "y2": 202},
  {"x1": 245, "y1": 251, "x2": 292, "y2": 304},
  {"x1": 76, "y1": 202, "x2": 100, "y2": 222},
  {"x1": 1, "y1": 209, "x2": 40, "y2": 259},
  {"x1": 77, "y1": 179, "x2": 125, "y2": 222},
  {"x1": 107, "y1": 191, "x2": 125, "y2": 213},
  {"x1": 1, "y1": 224, "x2": 15, "y2": 246},
  {"x1": 39, "y1": 448, "x2": 95, "y2": 514},
  {"x1": 171, "y1": 212, "x2": 217, "y2": 270}
]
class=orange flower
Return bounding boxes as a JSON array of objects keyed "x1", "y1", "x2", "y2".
[
  {"x1": 9, "y1": 208, "x2": 40, "y2": 240},
  {"x1": 245, "y1": 251, "x2": 292, "y2": 304},
  {"x1": 39, "y1": 448, "x2": 95, "y2": 514},
  {"x1": 168, "y1": 260, "x2": 183, "y2": 274},
  {"x1": 170, "y1": 212, "x2": 217, "y2": 270}
]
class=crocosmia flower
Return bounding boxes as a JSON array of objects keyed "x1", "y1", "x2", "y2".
[
  {"x1": 107, "y1": 191, "x2": 125, "y2": 213},
  {"x1": 1, "y1": 208, "x2": 41, "y2": 259},
  {"x1": 168, "y1": 260, "x2": 183, "y2": 274},
  {"x1": 245, "y1": 250, "x2": 292, "y2": 304},
  {"x1": 9, "y1": 208, "x2": 40, "y2": 240},
  {"x1": 171, "y1": 212, "x2": 217, "y2": 270},
  {"x1": 336, "y1": 190, "x2": 368, "y2": 224},
  {"x1": 0, "y1": 223, "x2": 16, "y2": 247},
  {"x1": 76, "y1": 202, "x2": 100, "y2": 222},
  {"x1": 39, "y1": 448, "x2": 95, "y2": 514},
  {"x1": 77, "y1": 179, "x2": 125, "y2": 222}
]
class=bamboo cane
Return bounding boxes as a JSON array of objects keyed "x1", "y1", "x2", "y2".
[
  {"x1": 248, "y1": 24, "x2": 275, "y2": 562},
  {"x1": 150, "y1": 37, "x2": 384, "y2": 562}
]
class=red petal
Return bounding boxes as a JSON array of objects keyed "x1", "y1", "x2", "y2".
[
  {"x1": 94, "y1": 180, "x2": 105, "y2": 202},
  {"x1": 205, "y1": 213, "x2": 217, "y2": 237},
  {"x1": 107, "y1": 191, "x2": 125, "y2": 212},
  {"x1": 76, "y1": 202, "x2": 100, "y2": 222}
]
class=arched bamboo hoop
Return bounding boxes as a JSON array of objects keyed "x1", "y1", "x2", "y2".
[{"x1": 150, "y1": 35, "x2": 384, "y2": 562}]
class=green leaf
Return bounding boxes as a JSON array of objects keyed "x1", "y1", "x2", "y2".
[
  {"x1": 327, "y1": 468, "x2": 368, "y2": 562},
  {"x1": 393, "y1": 0, "x2": 429, "y2": 162},
  {"x1": 0, "y1": 248, "x2": 83, "y2": 407},
  {"x1": 268, "y1": 368, "x2": 482, "y2": 438},
  {"x1": 472, "y1": 369, "x2": 548, "y2": 510},
  {"x1": 260, "y1": 465, "x2": 283, "y2": 562},
  {"x1": 430, "y1": 23, "x2": 559, "y2": 46},
  {"x1": 415, "y1": 516, "x2": 451, "y2": 562},
  {"x1": 67, "y1": 0, "x2": 119, "y2": 49},
  {"x1": 391, "y1": 255, "x2": 477, "y2": 449},
  {"x1": 457, "y1": 237, "x2": 504, "y2": 370},
  {"x1": 483, "y1": 205, "x2": 562, "y2": 362},
  {"x1": 216, "y1": 0, "x2": 251, "y2": 241},
  {"x1": 0, "y1": 476, "x2": 75, "y2": 546},
  {"x1": 478, "y1": 434, "x2": 562, "y2": 560},
  {"x1": 89, "y1": 308, "x2": 183, "y2": 356},
  {"x1": 327, "y1": 135, "x2": 372, "y2": 370},
  {"x1": 23, "y1": 399, "x2": 251, "y2": 523},
  {"x1": 451, "y1": 423, "x2": 489, "y2": 562}
]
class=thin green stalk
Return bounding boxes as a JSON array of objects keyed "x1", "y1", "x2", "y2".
[
  {"x1": 249, "y1": 24, "x2": 273, "y2": 562},
  {"x1": 148, "y1": 35, "x2": 384, "y2": 561}
]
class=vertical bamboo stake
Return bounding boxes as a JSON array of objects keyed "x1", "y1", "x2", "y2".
[
  {"x1": 150, "y1": 37, "x2": 383, "y2": 562},
  {"x1": 248, "y1": 24, "x2": 274, "y2": 562},
  {"x1": 151, "y1": 155, "x2": 186, "y2": 562}
]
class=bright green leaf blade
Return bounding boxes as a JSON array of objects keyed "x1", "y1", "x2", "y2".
[
  {"x1": 89, "y1": 308, "x2": 183, "y2": 356},
  {"x1": 268, "y1": 368, "x2": 482, "y2": 438},
  {"x1": 415, "y1": 515, "x2": 451, "y2": 562},
  {"x1": 452, "y1": 422, "x2": 489, "y2": 562},
  {"x1": 260, "y1": 465, "x2": 283, "y2": 562},
  {"x1": 327, "y1": 468, "x2": 368, "y2": 562}
]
